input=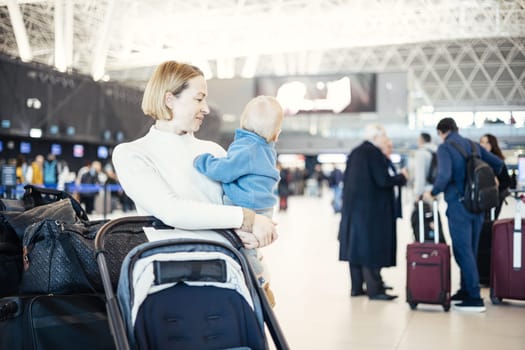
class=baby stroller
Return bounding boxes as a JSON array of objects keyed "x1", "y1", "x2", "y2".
[{"x1": 94, "y1": 216, "x2": 289, "y2": 350}]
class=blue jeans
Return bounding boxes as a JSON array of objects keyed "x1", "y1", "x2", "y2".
[{"x1": 446, "y1": 200, "x2": 484, "y2": 299}]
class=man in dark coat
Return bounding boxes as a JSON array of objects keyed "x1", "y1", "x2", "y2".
[{"x1": 338, "y1": 124, "x2": 407, "y2": 300}]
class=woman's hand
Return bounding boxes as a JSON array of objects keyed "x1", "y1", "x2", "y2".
[
  {"x1": 252, "y1": 213, "x2": 278, "y2": 247},
  {"x1": 236, "y1": 230, "x2": 260, "y2": 249},
  {"x1": 238, "y1": 208, "x2": 277, "y2": 248},
  {"x1": 236, "y1": 213, "x2": 277, "y2": 249}
]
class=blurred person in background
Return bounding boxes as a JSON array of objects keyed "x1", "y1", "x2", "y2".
[
  {"x1": 25, "y1": 154, "x2": 44, "y2": 185},
  {"x1": 329, "y1": 164, "x2": 344, "y2": 213},
  {"x1": 413, "y1": 132, "x2": 438, "y2": 199},
  {"x1": 43, "y1": 153, "x2": 59, "y2": 188},
  {"x1": 338, "y1": 124, "x2": 407, "y2": 301},
  {"x1": 79, "y1": 161, "x2": 103, "y2": 214},
  {"x1": 479, "y1": 133, "x2": 511, "y2": 220},
  {"x1": 423, "y1": 118, "x2": 503, "y2": 312},
  {"x1": 15, "y1": 154, "x2": 28, "y2": 184},
  {"x1": 277, "y1": 163, "x2": 290, "y2": 212}
]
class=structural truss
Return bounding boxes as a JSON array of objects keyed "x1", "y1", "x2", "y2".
[{"x1": 0, "y1": 0, "x2": 524, "y2": 109}]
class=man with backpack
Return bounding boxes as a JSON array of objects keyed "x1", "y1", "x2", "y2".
[
  {"x1": 423, "y1": 118, "x2": 503, "y2": 312},
  {"x1": 413, "y1": 132, "x2": 438, "y2": 199}
]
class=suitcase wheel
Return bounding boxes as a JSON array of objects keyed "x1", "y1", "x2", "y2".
[
  {"x1": 443, "y1": 304, "x2": 450, "y2": 312},
  {"x1": 490, "y1": 288, "x2": 503, "y2": 305},
  {"x1": 409, "y1": 302, "x2": 418, "y2": 310}
]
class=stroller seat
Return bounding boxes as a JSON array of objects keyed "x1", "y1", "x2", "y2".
[
  {"x1": 135, "y1": 283, "x2": 265, "y2": 350},
  {"x1": 94, "y1": 216, "x2": 288, "y2": 350}
]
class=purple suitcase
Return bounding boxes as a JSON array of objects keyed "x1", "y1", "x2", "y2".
[
  {"x1": 490, "y1": 191, "x2": 525, "y2": 304},
  {"x1": 406, "y1": 200, "x2": 451, "y2": 311}
]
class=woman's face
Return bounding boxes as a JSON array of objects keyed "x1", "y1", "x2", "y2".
[
  {"x1": 480, "y1": 136, "x2": 491, "y2": 152},
  {"x1": 164, "y1": 75, "x2": 209, "y2": 134}
]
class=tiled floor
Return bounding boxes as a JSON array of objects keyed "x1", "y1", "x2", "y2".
[
  {"x1": 260, "y1": 190, "x2": 525, "y2": 350},
  {"x1": 98, "y1": 190, "x2": 525, "y2": 350}
]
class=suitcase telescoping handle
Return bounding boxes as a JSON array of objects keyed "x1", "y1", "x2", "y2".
[
  {"x1": 512, "y1": 191, "x2": 523, "y2": 270},
  {"x1": 418, "y1": 199, "x2": 439, "y2": 244}
]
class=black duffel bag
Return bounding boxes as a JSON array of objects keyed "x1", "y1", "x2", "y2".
[
  {"x1": 0, "y1": 294, "x2": 115, "y2": 350},
  {"x1": 20, "y1": 218, "x2": 147, "y2": 294},
  {"x1": 1, "y1": 199, "x2": 81, "y2": 298}
]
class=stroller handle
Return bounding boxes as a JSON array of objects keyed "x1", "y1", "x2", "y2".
[
  {"x1": 94, "y1": 215, "x2": 170, "y2": 253},
  {"x1": 94, "y1": 215, "x2": 245, "y2": 253}
]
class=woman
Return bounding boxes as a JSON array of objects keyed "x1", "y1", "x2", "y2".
[
  {"x1": 479, "y1": 133, "x2": 511, "y2": 219},
  {"x1": 478, "y1": 133, "x2": 511, "y2": 286},
  {"x1": 112, "y1": 61, "x2": 277, "y2": 251}
]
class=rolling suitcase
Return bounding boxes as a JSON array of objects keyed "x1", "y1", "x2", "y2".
[
  {"x1": 490, "y1": 191, "x2": 525, "y2": 304},
  {"x1": 477, "y1": 208, "x2": 497, "y2": 286},
  {"x1": 409, "y1": 199, "x2": 446, "y2": 243},
  {"x1": 0, "y1": 293, "x2": 115, "y2": 350},
  {"x1": 406, "y1": 200, "x2": 451, "y2": 311}
]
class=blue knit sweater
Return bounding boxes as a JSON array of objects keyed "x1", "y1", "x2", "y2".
[{"x1": 194, "y1": 128, "x2": 280, "y2": 210}]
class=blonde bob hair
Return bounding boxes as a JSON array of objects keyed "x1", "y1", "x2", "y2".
[
  {"x1": 141, "y1": 61, "x2": 203, "y2": 121},
  {"x1": 240, "y1": 96, "x2": 284, "y2": 142}
]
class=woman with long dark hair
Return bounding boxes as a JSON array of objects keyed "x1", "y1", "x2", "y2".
[
  {"x1": 479, "y1": 133, "x2": 511, "y2": 219},
  {"x1": 477, "y1": 133, "x2": 512, "y2": 286}
]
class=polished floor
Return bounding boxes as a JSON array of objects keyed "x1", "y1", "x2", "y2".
[
  {"x1": 98, "y1": 190, "x2": 525, "y2": 350},
  {"x1": 261, "y1": 189, "x2": 525, "y2": 350}
]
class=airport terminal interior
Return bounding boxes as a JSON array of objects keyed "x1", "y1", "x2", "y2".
[
  {"x1": 1, "y1": 1, "x2": 525, "y2": 350},
  {"x1": 91, "y1": 189, "x2": 525, "y2": 350}
]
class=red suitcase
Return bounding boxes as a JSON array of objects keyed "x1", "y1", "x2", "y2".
[
  {"x1": 490, "y1": 191, "x2": 525, "y2": 304},
  {"x1": 406, "y1": 200, "x2": 451, "y2": 311}
]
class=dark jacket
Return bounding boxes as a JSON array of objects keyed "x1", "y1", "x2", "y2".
[
  {"x1": 430, "y1": 132, "x2": 503, "y2": 204},
  {"x1": 338, "y1": 141, "x2": 407, "y2": 267},
  {"x1": 387, "y1": 160, "x2": 403, "y2": 219}
]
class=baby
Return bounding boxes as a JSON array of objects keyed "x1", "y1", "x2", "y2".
[{"x1": 194, "y1": 95, "x2": 284, "y2": 306}]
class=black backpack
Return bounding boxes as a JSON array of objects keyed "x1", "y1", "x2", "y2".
[
  {"x1": 426, "y1": 150, "x2": 438, "y2": 184},
  {"x1": 449, "y1": 140, "x2": 499, "y2": 213}
]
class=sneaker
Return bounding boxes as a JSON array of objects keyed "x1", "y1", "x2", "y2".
[
  {"x1": 453, "y1": 298, "x2": 486, "y2": 312},
  {"x1": 262, "y1": 282, "x2": 276, "y2": 308},
  {"x1": 451, "y1": 290, "x2": 468, "y2": 304}
]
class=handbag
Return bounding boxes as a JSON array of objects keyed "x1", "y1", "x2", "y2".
[
  {"x1": 22, "y1": 185, "x2": 89, "y2": 221},
  {"x1": 20, "y1": 219, "x2": 147, "y2": 294}
]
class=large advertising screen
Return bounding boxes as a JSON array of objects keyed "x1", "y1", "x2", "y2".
[{"x1": 256, "y1": 73, "x2": 376, "y2": 116}]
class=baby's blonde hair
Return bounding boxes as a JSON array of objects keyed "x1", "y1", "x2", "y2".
[{"x1": 240, "y1": 96, "x2": 284, "y2": 142}]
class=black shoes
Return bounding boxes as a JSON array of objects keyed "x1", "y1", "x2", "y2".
[
  {"x1": 453, "y1": 298, "x2": 486, "y2": 312},
  {"x1": 351, "y1": 289, "x2": 366, "y2": 297},
  {"x1": 369, "y1": 293, "x2": 398, "y2": 301},
  {"x1": 451, "y1": 290, "x2": 468, "y2": 304}
]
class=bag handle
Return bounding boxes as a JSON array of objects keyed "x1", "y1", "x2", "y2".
[{"x1": 23, "y1": 185, "x2": 89, "y2": 221}]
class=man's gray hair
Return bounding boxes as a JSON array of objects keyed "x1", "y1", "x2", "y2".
[{"x1": 363, "y1": 123, "x2": 386, "y2": 142}]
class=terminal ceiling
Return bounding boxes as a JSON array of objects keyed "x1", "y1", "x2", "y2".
[{"x1": 1, "y1": 0, "x2": 524, "y2": 86}]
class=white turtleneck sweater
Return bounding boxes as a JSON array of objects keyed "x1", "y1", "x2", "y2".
[{"x1": 112, "y1": 126, "x2": 243, "y2": 230}]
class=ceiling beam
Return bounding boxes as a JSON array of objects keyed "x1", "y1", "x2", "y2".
[
  {"x1": 64, "y1": 0, "x2": 74, "y2": 68},
  {"x1": 6, "y1": 0, "x2": 32, "y2": 62},
  {"x1": 0, "y1": 0, "x2": 47, "y2": 4},
  {"x1": 91, "y1": 0, "x2": 115, "y2": 81},
  {"x1": 54, "y1": 0, "x2": 65, "y2": 71}
]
